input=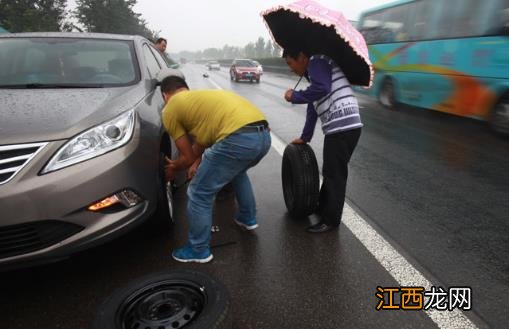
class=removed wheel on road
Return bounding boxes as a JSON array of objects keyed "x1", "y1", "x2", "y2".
[{"x1": 93, "y1": 269, "x2": 232, "y2": 329}]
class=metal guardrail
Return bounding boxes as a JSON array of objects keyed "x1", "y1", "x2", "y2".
[{"x1": 261, "y1": 65, "x2": 292, "y2": 75}]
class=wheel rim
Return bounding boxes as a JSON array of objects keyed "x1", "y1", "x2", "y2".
[
  {"x1": 116, "y1": 280, "x2": 206, "y2": 329},
  {"x1": 165, "y1": 182, "x2": 174, "y2": 221}
]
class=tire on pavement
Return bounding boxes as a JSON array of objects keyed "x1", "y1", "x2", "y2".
[
  {"x1": 378, "y1": 77, "x2": 397, "y2": 110},
  {"x1": 281, "y1": 143, "x2": 320, "y2": 218},
  {"x1": 155, "y1": 145, "x2": 174, "y2": 224},
  {"x1": 93, "y1": 269, "x2": 232, "y2": 329},
  {"x1": 491, "y1": 93, "x2": 509, "y2": 136}
]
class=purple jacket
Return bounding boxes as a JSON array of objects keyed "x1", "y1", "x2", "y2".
[{"x1": 290, "y1": 55, "x2": 362, "y2": 141}]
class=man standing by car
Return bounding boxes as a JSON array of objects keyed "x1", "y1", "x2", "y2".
[
  {"x1": 154, "y1": 37, "x2": 167, "y2": 53},
  {"x1": 161, "y1": 73, "x2": 271, "y2": 263}
]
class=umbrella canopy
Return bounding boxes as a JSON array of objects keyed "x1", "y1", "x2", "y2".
[{"x1": 261, "y1": 0, "x2": 373, "y2": 87}]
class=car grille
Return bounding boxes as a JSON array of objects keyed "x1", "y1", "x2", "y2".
[
  {"x1": 0, "y1": 220, "x2": 84, "y2": 259},
  {"x1": 0, "y1": 142, "x2": 47, "y2": 185}
]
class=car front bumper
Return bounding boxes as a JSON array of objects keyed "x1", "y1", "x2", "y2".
[
  {"x1": 234, "y1": 72, "x2": 260, "y2": 80},
  {"x1": 0, "y1": 123, "x2": 162, "y2": 270}
]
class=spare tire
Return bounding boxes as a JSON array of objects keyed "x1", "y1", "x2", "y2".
[
  {"x1": 93, "y1": 269, "x2": 232, "y2": 329},
  {"x1": 281, "y1": 143, "x2": 320, "y2": 217}
]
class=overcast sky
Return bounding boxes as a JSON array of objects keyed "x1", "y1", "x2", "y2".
[{"x1": 69, "y1": 0, "x2": 395, "y2": 52}]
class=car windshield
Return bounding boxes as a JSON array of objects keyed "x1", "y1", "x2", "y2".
[
  {"x1": 235, "y1": 60, "x2": 255, "y2": 67},
  {"x1": 0, "y1": 38, "x2": 139, "y2": 88}
]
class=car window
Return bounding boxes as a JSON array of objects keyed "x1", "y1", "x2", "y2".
[
  {"x1": 0, "y1": 38, "x2": 138, "y2": 86},
  {"x1": 142, "y1": 44, "x2": 161, "y2": 78},
  {"x1": 234, "y1": 59, "x2": 255, "y2": 67},
  {"x1": 150, "y1": 45, "x2": 170, "y2": 68}
]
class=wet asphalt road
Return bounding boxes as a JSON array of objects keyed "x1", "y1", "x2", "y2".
[{"x1": 1, "y1": 64, "x2": 508, "y2": 329}]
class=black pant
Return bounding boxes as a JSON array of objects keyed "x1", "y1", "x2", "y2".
[{"x1": 318, "y1": 128, "x2": 361, "y2": 226}]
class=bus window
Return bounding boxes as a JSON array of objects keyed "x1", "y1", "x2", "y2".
[
  {"x1": 487, "y1": 0, "x2": 509, "y2": 35},
  {"x1": 385, "y1": 4, "x2": 411, "y2": 42},
  {"x1": 359, "y1": 11, "x2": 389, "y2": 44},
  {"x1": 453, "y1": 0, "x2": 487, "y2": 37},
  {"x1": 359, "y1": 3, "x2": 412, "y2": 44},
  {"x1": 408, "y1": 0, "x2": 432, "y2": 41},
  {"x1": 434, "y1": 0, "x2": 486, "y2": 38}
]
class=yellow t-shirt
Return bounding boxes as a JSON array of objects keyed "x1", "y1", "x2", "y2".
[{"x1": 162, "y1": 90, "x2": 266, "y2": 147}]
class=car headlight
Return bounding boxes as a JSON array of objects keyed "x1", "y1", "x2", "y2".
[{"x1": 41, "y1": 110, "x2": 135, "y2": 174}]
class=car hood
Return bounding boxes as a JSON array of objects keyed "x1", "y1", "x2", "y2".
[{"x1": 0, "y1": 85, "x2": 147, "y2": 144}]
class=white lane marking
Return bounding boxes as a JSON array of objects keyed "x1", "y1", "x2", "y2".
[
  {"x1": 342, "y1": 206, "x2": 477, "y2": 329},
  {"x1": 270, "y1": 132, "x2": 477, "y2": 329},
  {"x1": 269, "y1": 131, "x2": 287, "y2": 156},
  {"x1": 209, "y1": 73, "x2": 478, "y2": 329},
  {"x1": 206, "y1": 75, "x2": 223, "y2": 90}
]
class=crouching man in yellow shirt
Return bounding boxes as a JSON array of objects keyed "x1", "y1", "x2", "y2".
[{"x1": 161, "y1": 73, "x2": 271, "y2": 263}]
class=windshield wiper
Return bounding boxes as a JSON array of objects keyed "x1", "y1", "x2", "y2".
[{"x1": 0, "y1": 83, "x2": 106, "y2": 89}]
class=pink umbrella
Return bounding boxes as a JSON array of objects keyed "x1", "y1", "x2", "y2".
[{"x1": 261, "y1": 0, "x2": 373, "y2": 87}]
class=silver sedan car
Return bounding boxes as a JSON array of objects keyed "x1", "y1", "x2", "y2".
[{"x1": 0, "y1": 33, "x2": 179, "y2": 270}]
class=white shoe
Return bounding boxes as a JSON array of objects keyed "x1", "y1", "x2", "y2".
[{"x1": 234, "y1": 218, "x2": 258, "y2": 230}]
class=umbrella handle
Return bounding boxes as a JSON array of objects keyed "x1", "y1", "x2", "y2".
[{"x1": 293, "y1": 75, "x2": 303, "y2": 90}]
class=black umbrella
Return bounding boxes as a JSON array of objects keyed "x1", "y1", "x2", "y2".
[{"x1": 262, "y1": 0, "x2": 373, "y2": 87}]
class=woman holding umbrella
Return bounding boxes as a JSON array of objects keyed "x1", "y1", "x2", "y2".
[{"x1": 262, "y1": 0, "x2": 373, "y2": 233}]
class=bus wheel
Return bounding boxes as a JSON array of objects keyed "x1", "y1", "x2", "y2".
[
  {"x1": 379, "y1": 78, "x2": 397, "y2": 109},
  {"x1": 491, "y1": 95, "x2": 509, "y2": 135}
]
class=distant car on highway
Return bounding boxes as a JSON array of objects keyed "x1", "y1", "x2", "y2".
[
  {"x1": 0, "y1": 32, "x2": 180, "y2": 270},
  {"x1": 206, "y1": 60, "x2": 220, "y2": 70},
  {"x1": 230, "y1": 59, "x2": 261, "y2": 83}
]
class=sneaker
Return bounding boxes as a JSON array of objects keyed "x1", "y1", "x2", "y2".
[
  {"x1": 234, "y1": 218, "x2": 258, "y2": 230},
  {"x1": 172, "y1": 246, "x2": 213, "y2": 263}
]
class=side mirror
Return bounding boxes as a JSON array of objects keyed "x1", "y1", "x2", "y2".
[{"x1": 145, "y1": 78, "x2": 157, "y2": 91}]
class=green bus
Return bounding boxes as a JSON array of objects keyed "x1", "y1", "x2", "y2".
[{"x1": 356, "y1": 0, "x2": 509, "y2": 134}]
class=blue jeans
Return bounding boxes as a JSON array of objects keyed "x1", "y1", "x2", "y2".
[{"x1": 186, "y1": 130, "x2": 271, "y2": 252}]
